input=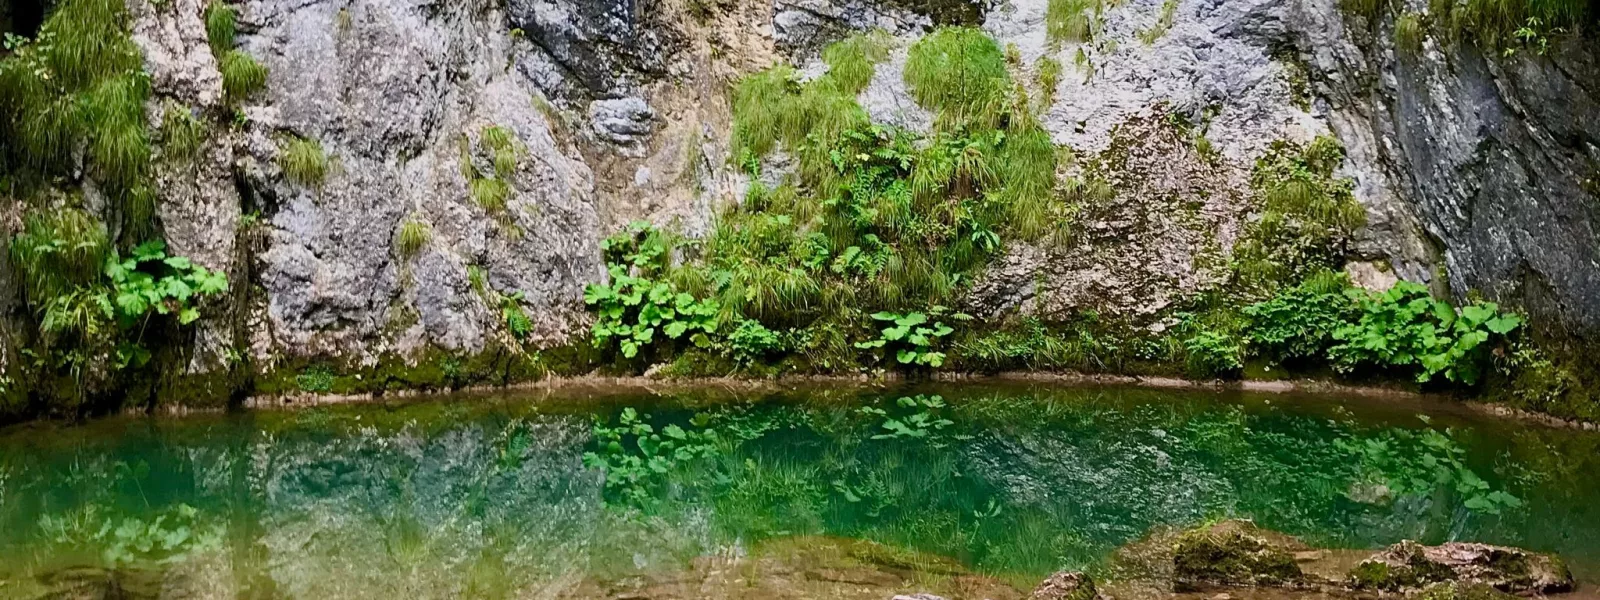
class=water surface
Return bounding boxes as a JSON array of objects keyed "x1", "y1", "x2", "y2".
[{"x1": 0, "y1": 383, "x2": 1596, "y2": 598}]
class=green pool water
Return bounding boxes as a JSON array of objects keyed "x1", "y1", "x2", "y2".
[{"x1": 0, "y1": 382, "x2": 1596, "y2": 598}]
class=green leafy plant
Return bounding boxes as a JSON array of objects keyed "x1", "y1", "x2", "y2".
[
  {"x1": 500, "y1": 291, "x2": 533, "y2": 341},
  {"x1": 296, "y1": 364, "x2": 335, "y2": 392},
  {"x1": 1241, "y1": 271, "x2": 1356, "y2": 362},
  {"x1": 855, "y1": 306, "x2": 970, "y2": 368},
  {"x1": 728, "y1": 319, "x2": 784, "y2": 365},
  {"x1": 1329, "y1": 281, "x2": 1521, "y2": 385},
  {"x1": 1182, "y1": 328, "x2": 1244, "y2": 378},
  {"x1": 279, "y1": 136, "x2": 328, "y2": 186},
  {"x1": 585, "y1": 267, "x2": 719, "y2": 358}
]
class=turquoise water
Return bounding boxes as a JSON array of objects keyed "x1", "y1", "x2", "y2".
[{"x1": 0, "y1": 383, "x2": 1596, "y2": 598}]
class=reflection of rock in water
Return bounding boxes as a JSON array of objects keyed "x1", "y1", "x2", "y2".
[
  {"x1": 543, "y1": 535, "x2": 1026, "y2": 600},
  {"x1": 254, "y1": 418, "x2": 605, "y2": 599}
]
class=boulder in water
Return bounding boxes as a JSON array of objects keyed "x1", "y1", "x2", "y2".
[
  {"x1": 1171, "y1": 521, "x2": 1305, "y2": 591},
  {"x1": 1027, "y1": 571, "x2": 1101, "y2": 600},
  {"x1": 1349, "y1": 540, "x2": 1574, "y2": 595}
]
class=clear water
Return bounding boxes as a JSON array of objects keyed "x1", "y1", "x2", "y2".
[{"x1": 0, "y1": 383, "x2": 1596, "y2": 599}]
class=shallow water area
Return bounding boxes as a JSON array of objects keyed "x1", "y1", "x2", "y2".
[{"x1": 1, "y1": 382, "x2": 1597, "y2": 599}]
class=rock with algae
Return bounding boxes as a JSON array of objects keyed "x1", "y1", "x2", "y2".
[
  {"x1": 1349, "y1": 540, "x2": 1574, "y2": 595},
  {"x1": 1028, "y1": 571, "x2": 1103, "y2": 600},
  {"x1": 1171, "y1": 521, "x2": 1306, "y2": 591}
]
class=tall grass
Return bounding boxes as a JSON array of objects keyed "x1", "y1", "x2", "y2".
[
  {"x1": 160, "y1": 102, "x2": 205, "y2": 161},
  {"x1": 903, "y1": 27, "x2": 1010, "y2": 129},
  {"x1": 205, "y1": 1, "x2": 236, "y2": 53}
]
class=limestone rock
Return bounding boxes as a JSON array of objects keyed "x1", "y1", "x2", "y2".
[
  {"x1": 1172, "y1": 521, "x2": 1305, "y2": 591},
  {"x1": 1349, "y1": 540, "x2": 1574, "y2": 595},
  {"x1": 1027, "y1": 571, "x2": 1101, "y2": 600}
]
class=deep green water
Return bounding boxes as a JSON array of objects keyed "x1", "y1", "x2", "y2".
[{"x1": 0, "y1": 383, "x2": 1597, "y2": 598}]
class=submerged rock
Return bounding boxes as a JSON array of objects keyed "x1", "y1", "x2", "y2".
[{"x1": 1348, "y1": 540, "x2": 1574, "y2": 595}]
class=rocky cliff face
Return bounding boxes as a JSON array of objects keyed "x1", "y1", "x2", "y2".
[{"x1": 15, "y1": 0, "x2": 1599, "y2": 386}]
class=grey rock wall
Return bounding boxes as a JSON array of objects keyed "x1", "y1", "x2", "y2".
[
  {"x1": 117, "y1": 0, "x2": 1600, "y2": 374},
  {"x1": 1291, "y1": 0, "x2": 1600, "y2": 342}
]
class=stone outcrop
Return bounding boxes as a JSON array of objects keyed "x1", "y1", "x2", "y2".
[
  {"x1": 48, "y1": 0, "x2": 1600, "y2": 389},
  {"x1": 1350, "y1": 540, "x2": 1575, "y2": 595}
]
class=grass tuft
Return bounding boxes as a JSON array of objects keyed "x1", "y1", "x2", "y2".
[
  {"x1": 220, "y1": 50, "x2": 268, "y2": 102},
  {"x1": 160, "y1": 102, "x2": 205, "y2": 162},
  {"x1": 1138, "y1": 0, "x2": 1180, "y2": 44},
  {"x1": 279, "y1": 136, "x2": 329, "y2": 187},
  {"x1": 471, "y1": 177, "x2": 510, "y2": 212},
  {"x1": 1046, "y1": 0, "x2": 1100, "y2": 46},
  {"x1": 820, "y1": 30, "x2": 893, "y2": 94},
  {"x1": 205, "y1": 1, "x2": 236, "y2": 53},
  {"x1": 396, "y1": 216, "x2": 432, "y2": 259},
  {"x1": 1395, "y1": 12, "x2": 1425, "y2": 53},
  {"x1": 904, "y1": 27, "x2": 1011, "y2": 129}
]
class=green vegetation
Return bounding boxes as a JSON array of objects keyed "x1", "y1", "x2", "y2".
[
  {"x1": 855, "y1": 307, "x2": 970, "y2": 368},
  {"x1": 0, "y1": 0, "x2": 230, "y2": 415},
  {"x1": 278, "y1": 135, "x2": 328, "y2": 187},
  {"x1": 1395, "y1": 12, "x2": 1425, "y2": 53},
  {"x1": 1046, "y1": 0, "x2": 1100, "y2": 46},
  {"x1": 219, "y1": 49, "x2": 267, "y2": 102},
  {"x1": 204, "y1": 0, "x2": 236, "y2": 53},
  {"x1": 1138, "y1": 0, "x2": 1180, "y2": 44},
  {"x1": 461, "y1": 126, "x2": 522, "y2": 215},
  {"x1": 1329, "y1": 281, "x2": 1521, "y2": 385},
  {"x1": 395, "y1": 215, "x2": 432, "y2": 259},
  {"x1": 1232, "y1": 136, "x2": 1364, "y2": 293},
  {"x1": 585, "y1": 223, "x2": 720, "y2": 359}
]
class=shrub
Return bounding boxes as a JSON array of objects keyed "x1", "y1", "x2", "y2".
[
  {"x1": 585, "y1": 267, "x2": 720, "y2": 359},
  {"x1": 1183, "y1": 328, "x2": 1244, "y2": 378},
  {"x1": 219, "y1": 50, "x2": 267, "y2": 102},
  {"x1": 1329, "y1": 281, "x2": 1521, "y2": 385},
  {"x1": 278, "y1": 136, "x2": 328, "y2": 186},
  {"x1": 1241, "y1": 271, "x2": 1356, "y2": 362}
]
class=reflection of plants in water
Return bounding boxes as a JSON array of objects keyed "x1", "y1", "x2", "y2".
[
  {"x1": 38, "y1": 503, "x2": 221, "y2": 567},
  {"x1": 583, "y1": 407, "x2": 737, "y2": 507},
  {"x1": 1335, "y1": 417, "x2": 1522, "y2": 515},
  {"x1": 860, "y1": 395, "x2": 973, "y2": 447}
]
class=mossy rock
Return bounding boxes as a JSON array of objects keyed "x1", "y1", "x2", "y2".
[
  {"x1": 1171, "y1": 521, "x2": 1305, "y2": 591},
  {"x1": 1027, "y1": 571, "x2": 1099, "y2": 600},
  {"x1": 1417, "y1": 582, "x2": 1520, "y2": 600},
  {"x1": 1349, "y1": 541, "x2": 1574, "y2": 595}
]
